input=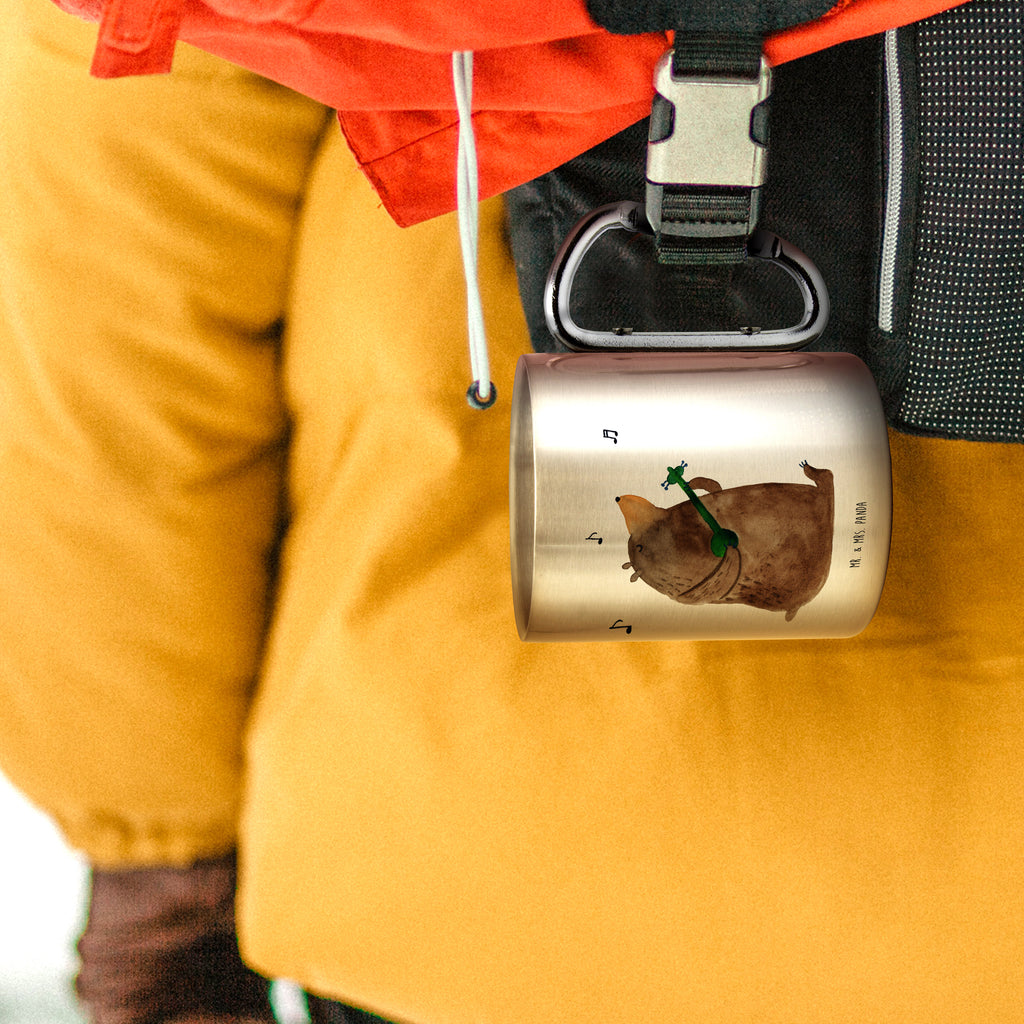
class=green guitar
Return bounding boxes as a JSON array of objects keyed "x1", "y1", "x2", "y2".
[{"x1": 663, "y1": 463, "x2": 740, "y2": 559}]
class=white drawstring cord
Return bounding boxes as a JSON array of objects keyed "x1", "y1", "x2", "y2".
[{"x1": 452, "y1": 51, "x2": 495, "y2": 409}]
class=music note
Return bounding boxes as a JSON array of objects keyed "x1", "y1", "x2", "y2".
[
  {"x1": 603, "y1": 429, "x2": 619, "y2": 444},
  {"x1": 586, "y1": 532, "x2": 603, "y2": 545},
  {"x1": 610, "y1": 619, "x2": 633, "y2": 634}
]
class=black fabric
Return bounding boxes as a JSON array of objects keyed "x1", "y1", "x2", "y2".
[
  {"x1": 886, "y1": 0, "x2": 1024, "y2": 443},
  {"x1": 583, "y1": 0, "x2": 836, "y2": 35}
]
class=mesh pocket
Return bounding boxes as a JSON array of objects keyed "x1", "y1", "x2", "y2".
[{"x1": 896, "y1": 0, "x2": 1024, "y2": 442}]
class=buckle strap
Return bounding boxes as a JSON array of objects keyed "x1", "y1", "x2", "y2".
[
  {"x1": 646, "y1": 34, "x2": 771, "y2": 265},
  {"x1": 655, "y1": 186, "x2": 752, "y2": 264},
  {"x1": 671, "y1": 32, "x2": 762, "y2": 78}
]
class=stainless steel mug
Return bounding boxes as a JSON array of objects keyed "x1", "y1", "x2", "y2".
[{"x1": 510, "y1": 350, "x2": 891, "y2": 641}]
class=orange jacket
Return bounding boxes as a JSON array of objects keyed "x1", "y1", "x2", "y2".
[{"x1": 57, "y1": 0, "x2": 973, "y2": 224}]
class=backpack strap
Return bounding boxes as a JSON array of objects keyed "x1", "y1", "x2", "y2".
[{"x1": 584, "y1": 2, "x2": 835, "y2": 264}]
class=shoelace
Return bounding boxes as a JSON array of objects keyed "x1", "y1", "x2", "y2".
[{"x1": 452, "y1": 51, "x2": 496, "y2": 409}]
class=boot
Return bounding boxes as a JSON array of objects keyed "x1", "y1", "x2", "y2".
[{"x1": 75, "y1": 851, "x2": 276, "y2": 1024}]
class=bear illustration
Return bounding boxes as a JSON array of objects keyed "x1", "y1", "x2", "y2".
[{"x1": 616, "y1": 462, "x2": 834, "y2": 621}]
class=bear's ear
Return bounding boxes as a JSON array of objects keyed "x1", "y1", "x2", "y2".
[
  {"x1": 681, "y1": 548, "x2": 742, "y2": 604},
  {"x1": 686, "y1": 477, "x2": 722, "y2": 494}
]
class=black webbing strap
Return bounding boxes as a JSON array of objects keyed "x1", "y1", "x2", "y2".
[
  {"x1": 671, "y1": 31, "x2": 762, "y2": 77},
  {"x1": 655, "y1": 188, "x2": 755, "y2": 265}
]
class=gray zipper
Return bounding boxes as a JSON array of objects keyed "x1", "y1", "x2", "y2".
[{"x1": 878, "y1": 28, "x2": 903, "y2": 334}]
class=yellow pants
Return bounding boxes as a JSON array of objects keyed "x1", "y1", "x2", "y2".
[{"x1": 2, "y1": 2, "x2": 1024, "y2": 1022}]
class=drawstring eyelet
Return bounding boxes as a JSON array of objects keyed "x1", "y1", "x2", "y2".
[{"x1": 466, "y1": 381, "x2": 497, "y2": 409}]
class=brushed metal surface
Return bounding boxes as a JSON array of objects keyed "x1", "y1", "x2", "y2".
[
  {"x1": 646, "y1": 51, "x2": 771, "y2": 189},
  {"x1": 510, "y1": 351, "x2": 892, "y2": 642}
]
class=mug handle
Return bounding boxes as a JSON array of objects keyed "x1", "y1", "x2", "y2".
[{"x1": 543, "y1": 201, "x2": 830, "y2": 353}]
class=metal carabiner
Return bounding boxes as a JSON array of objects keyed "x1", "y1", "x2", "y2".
[{"x1": 543, "y1": 201, "x2": 829, "y2": 352}]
